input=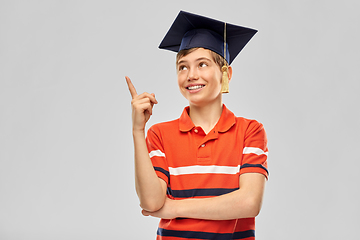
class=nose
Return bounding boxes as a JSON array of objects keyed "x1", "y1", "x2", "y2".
[{"x1": 188, "y1": 67, "x2": 199, "y2": 81}]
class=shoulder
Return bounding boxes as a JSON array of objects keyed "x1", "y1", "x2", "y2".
[
  {"x1": 147, "y1": 118, "x2": 179, "y2": 135},
  {"x1": 223, "y1": 105, "x2": 264, "y2": 130},
  {"x1": 233, "y1": 118, "x2": 267, "y2": 147},
  {"x1": 233, "y1": 115, "x2": 266, "y2": 140},
  {"x1": 221, "y1": 105, "x2": 265, "y2": 135},
  {"x1": 235, "y1": 116, "x2": 264, "y2": 128},
  {"x1": 146, "y1": 118, "x2": 181, "y2": 147}
]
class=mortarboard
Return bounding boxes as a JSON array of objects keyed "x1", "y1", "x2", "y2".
[{"x1": 159, "y1": 10, "x2": 258, "y2": 65}]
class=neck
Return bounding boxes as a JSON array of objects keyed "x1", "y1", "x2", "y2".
[{"x1": 188, "y1": 99, "x2": 223, "y2": 134}]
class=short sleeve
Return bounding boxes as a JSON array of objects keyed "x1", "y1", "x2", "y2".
[
  {"x1": 146, "y1": 126, "x2": 170, "y2": 185},
  {"x1": 240, "y1": 120, "x2": 269, "y2": 179}
]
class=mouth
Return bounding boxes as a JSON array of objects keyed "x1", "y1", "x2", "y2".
[{"x1": 186, "y1": 85, "x2": 205, "y2": 90}]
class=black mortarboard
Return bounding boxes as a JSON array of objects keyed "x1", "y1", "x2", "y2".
[{"x1": 159, "y1": 10, "x2": 257, "y2": 65}]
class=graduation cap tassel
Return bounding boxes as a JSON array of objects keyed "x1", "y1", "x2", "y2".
[
  {"x1": 221, "y1": 22, "x2": 229, "y2": 93},
  {"x1": 221, "y1": 65, "x2": 229, "y2": 93}
]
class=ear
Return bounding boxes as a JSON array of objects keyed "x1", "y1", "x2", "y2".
[{"x1": 227, "y1": 65, "x2": 233, "y2": 83}]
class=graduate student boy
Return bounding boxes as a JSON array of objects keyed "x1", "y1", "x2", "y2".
[{"x1": 126, "y1": 11, "x2": 269, "y2": 240}]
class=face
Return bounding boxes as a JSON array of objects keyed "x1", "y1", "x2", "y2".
[{"x1": 177, "y1": 48, "x2": 223, "y2": 107}]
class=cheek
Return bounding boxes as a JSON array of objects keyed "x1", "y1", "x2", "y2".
[
  {"x1": 209, "y1": 70, "x2": 222, "y2": 84},
  {"x1": 177, "y1": 73, "x2": 185, "y2": 88},
  {"x1": 177, "y1": 71, "x2": 188, "y2": 83},
  {"x1": 217, "y1": 68, "x2": 224, "y2": 83}
]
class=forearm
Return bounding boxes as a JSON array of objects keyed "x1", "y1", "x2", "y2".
[
  {"x1": 133, "y1": 130, "x2": 165, "y2": 212},
  {"x1": 143, "y1": 174, "x2": 267, "y2": 220},
  {"x1": 176, "y1": 188, "x2": 262, "y2": 220}
]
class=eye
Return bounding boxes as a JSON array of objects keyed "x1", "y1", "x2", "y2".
[
  {"x1": 199, "y1": 62, "x2": 208, "y2": 68},
  {"x1": 178, "y1": 65, "x2": 188, "y2": 71}
]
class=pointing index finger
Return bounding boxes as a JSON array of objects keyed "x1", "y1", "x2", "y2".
[{"x1": 125, "y1": 76, "x2": 138, "y2": 99}]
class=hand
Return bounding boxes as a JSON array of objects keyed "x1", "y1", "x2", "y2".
[
  {"x1": 125, "y1": 76, "x2": 158, "y2": 132},
  {"x1": 141, "y1": 197, "x2": 178, "y2": 219}
]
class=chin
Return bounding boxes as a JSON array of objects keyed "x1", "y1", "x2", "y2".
[{"x1": 188, "y1": 98, "x2": 212, "y2": 107}]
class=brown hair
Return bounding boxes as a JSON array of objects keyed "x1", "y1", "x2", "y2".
[{"x1": 176, "y1": 48, "x2": 228, "y2": 70}]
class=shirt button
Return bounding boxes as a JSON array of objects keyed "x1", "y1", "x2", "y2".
[
  {"x1": 194, "y1": 129, "x2": 198, "y2": 133},
  {"x1": 201, "y1": 144, "x2": 205, "y2": 147}
]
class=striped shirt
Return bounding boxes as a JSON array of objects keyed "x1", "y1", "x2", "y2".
[{"x1": 146, "y1": 105, "x2": 268, "y2": 240}]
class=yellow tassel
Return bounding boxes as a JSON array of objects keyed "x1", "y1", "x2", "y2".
[{"x1": 221, "y1": 65, "x2": 229, "y2": 93}]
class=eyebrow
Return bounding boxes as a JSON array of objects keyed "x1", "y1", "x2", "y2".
[{"x1": 177, "y1": 57, "x2": 212, "y2": 65}]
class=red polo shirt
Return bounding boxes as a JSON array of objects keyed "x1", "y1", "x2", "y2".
[{"x1": 146, "y1": 104, "x2": 268, "y2": 240}]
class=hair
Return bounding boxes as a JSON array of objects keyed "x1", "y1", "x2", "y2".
[{"x1": 176, "y1": 48, "x2": 228, "y2": 70}]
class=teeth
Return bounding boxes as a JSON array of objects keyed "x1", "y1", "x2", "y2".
[{"x1": 187, "y1": 85, "x2": 204, "y2": 90}]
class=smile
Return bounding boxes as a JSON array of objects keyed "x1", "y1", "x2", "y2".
[{"x1": 186, "y1": 85, "x2": 205, "y2": 90}]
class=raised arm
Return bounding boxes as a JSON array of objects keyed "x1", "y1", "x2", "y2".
[{"x1": 125, "y1": 76, "x2": 167, "y2": 212}]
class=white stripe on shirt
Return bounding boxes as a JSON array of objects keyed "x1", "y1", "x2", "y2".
[
  {"x1": 149, "y1": 150, "x2": 166, "y2": 158},
  {"x1": 243, "y1": 147, "x2": 268, "y2": 156},
  {"x1": 169, "y1": 165, "x2": 240, "y2": 176}
]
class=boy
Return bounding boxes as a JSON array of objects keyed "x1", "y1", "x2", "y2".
[{"x1": 126, "y1": 11, "x2": 268, "y2": 240}]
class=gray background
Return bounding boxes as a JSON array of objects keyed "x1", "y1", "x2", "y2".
[{"x1": 1, "y1": 0, "x2": 359, "y2": 239}]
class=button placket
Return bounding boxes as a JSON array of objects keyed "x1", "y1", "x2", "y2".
[{"x1": 197, "y1": 140, "x2": 211, "y2": 163}]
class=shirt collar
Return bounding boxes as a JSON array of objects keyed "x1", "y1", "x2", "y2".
[
  {"x1": 179, "y1": 104, "x2": 236, "y2": 133},
  {"x1": 179, "y1": 106, "x2": 195, "y2": 132}
]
